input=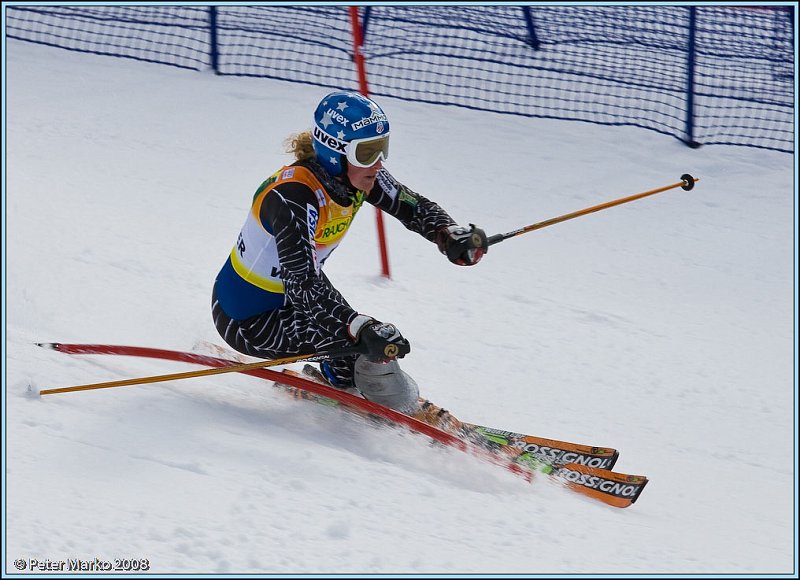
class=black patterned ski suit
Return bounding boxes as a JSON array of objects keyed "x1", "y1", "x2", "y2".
[{"x1": 212, "y1": 159, "x2": 456, "y2": 386}]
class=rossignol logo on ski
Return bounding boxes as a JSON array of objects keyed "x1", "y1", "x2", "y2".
[
  {"x1": 515, "y1": 441, "x2": 615, "y2": 470},
  {"x1": 554, "y1": 466, "x2": 643, "y2": 498}
]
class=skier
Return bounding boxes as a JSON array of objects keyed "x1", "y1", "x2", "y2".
[{"x1": 211, "y1": 90, "x2": 487, "y2": 418}]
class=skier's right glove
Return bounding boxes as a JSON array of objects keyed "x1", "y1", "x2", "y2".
[
  {"x1": 436, "y1": 223, "x2": 488, "y2": 266},
  {"x1": 348, "y1": 314, "x2": 411, "y2": 361}
]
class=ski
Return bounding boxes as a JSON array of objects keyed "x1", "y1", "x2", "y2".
[
  {"x1": 551, "y1": 463, "x2": 649, "y2": 509},
  {"x1": 282, "y1": 365, "x2": 620, "y2": 472},
  {"x1": 190, "y1": 342, "x2": 623, "y2": 472},
  {"x1": 37, "y1": 342, "x2": 648, "y2": 507},
  {"x1": 277, "y1": 367, "x2": 646, "y2": 508},
  {"x1": 463, "y1": 425, "x2": 620, "y2": 471}
]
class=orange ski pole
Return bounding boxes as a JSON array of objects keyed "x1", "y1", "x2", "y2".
[
  {"x1": 486, "y1": 174, "x2": 698, "y2": 246},
  {"x1": 37, "y1": 348, "x2": 358, "y2": 396}
]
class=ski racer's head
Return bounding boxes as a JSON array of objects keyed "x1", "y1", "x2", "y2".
[{"x1": 312, "y1": 91, "x2": 390, "y2": 190}]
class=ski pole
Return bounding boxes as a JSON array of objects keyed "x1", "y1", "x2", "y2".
[
  {"x1": 486, "y1": 174, "x2": 698, "y2": 246},
  {"x1": 37, "y1": 347, "x2": 359, "y2": 396}
]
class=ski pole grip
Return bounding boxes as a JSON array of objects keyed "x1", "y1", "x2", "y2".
[{"x1": 486, "y1": 233, "x2": 505, "y2": 246}]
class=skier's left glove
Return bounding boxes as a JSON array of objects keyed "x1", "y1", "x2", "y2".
[{"x1": 436, "y1": 223, "x2": 488, "y2": 266}]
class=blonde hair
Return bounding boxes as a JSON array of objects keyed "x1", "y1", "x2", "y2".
[{"x1": 284, "y1": 130, "x2": 315, "y2": 161}]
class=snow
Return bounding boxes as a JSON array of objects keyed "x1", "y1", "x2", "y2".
[{"x1": 4, "y1": 40, "x2": 797, "y2": 576}]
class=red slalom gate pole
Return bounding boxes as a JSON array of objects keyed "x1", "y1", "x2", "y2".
[
  {"x1": 349, "y1": 6, "x2": 370, "y2": 96},
  {"x1": 350, "y1": 6, "x2": 391, "y2": 279}
]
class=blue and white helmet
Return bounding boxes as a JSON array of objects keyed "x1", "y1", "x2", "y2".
[{"x1": 312, "y1": 91, "x2": 390, "y2": 177}]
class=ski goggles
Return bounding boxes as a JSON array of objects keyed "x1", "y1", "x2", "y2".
[{"x1": 346, "y1": 134, "x2": 390, "y2": 168}]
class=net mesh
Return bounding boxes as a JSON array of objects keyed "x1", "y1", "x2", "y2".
[{"x1": 6, "y1": 5, "x2": 794, "y2": 152}]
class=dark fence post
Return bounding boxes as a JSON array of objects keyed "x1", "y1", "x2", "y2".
[
  {"x1": 209, "y1": 6, "x2": 219, "y2": 74},
  {"x1": 522, "y1": 6, "x2": 541, "y2": 50},
  {"x1": 362, "y1": 6, "x2": 372, "y2": 44},
  {"x1": 684, "y1": 6, "x2": 700, "y2": 148}
]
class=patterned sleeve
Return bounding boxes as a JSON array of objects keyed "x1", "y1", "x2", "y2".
[
  {"x1": 261, "y1": 182, "x2": 357, "y2": 342},
  {"x1": 367, "y1": 169, "x2": 457, "y2": 242}
]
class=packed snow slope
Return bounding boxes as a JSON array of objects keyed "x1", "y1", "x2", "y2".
[{"x1": 5, "y1": 40, "x2": 796, "y2": 575}]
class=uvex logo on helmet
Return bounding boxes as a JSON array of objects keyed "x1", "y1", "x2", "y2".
[
  {"x1": 312, "y1": 126, "x2": 347, "y2": 153},
  {"x1": 312, "y1": 90, "x2": 390, "y2": 177}
]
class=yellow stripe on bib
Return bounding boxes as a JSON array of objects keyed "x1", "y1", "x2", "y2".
[{"x1": 229, "y1": 247, "x2": 285, "y2": 293}]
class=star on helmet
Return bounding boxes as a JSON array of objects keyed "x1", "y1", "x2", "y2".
[
  {"x1": 320, "y1": 110, "x2": 334, "y2": 129},
  {"x1": 336, "y1": 101, "x2": 348, "y2": 112}
]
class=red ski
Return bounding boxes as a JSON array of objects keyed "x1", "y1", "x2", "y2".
[{"x1": 37, "y1": 342, "x2": 648, "y2": 507}]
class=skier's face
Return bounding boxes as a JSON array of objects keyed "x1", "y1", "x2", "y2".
[{"x1": 347, "y1": 159, "x2": 383, "y2": 192}]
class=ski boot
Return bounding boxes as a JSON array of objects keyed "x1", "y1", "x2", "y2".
[{"x1": 411, "y1": 399, "x2": 470, "y2": 436}]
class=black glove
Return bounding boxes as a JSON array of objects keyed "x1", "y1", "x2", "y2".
[
  {"x1": 436, "y1": 223, "x2": 488, "y2": 266},
  {"x1": 348, "y1": 315, "x2": 411, "y2": 361}
]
